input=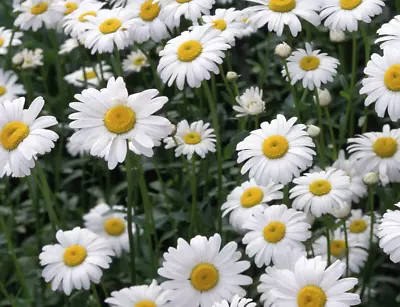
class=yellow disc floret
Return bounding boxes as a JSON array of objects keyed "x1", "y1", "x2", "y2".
[
  {"x1": 0, "y1": 86, "x2": 6, "y2": 96},
  {"x1": 30, "y1": 2, "x2": 48, "y2": 15},
  {"x1": 104, "y1": 105, "x2": 136, "y2": 134},
  {"x1": 177, "y1": 40, "x2": 203, "y2": 62},
  {"x1": 79, "y1": 11, "x2": 97, "y2": 22},
  {"x1": 263, "y1": 221, "x2": 286, "y2": 243},
  {"x1": 99, "y1": 18, "x2": 122, "y2": 34},
  {"x1": 0, "y1": 121, "x2": 30, "y2": 151},
  {"x1": 85, "y1": 70, "x2": 97, "y2": 79},
  {"x1": 262, "y1": 135, "x2": 289, "y2": 159},
  {"x1": 183, "y1": 132, "x2": 201, "y2": 145},
  {"x1": 135, "y1": 301, "x2": 156, "y2": 307},
  {"x1": 349, "y1": 219, "x2": 367, "y2": 233},
  {"x1": 0, "y1": 38, "x2": 4, "y2": 47},
  {"x1": 104, "y1": 217, "x2": 126, "y2": 236},
  {"x1": 240, "y1": 187, "x2": 264, "y2": 208},
  {"x1": 64, "y1": 2, "x2": 78, "y2": 15},
  {"x1": 330, "y1": 240, "x2": 346, "y2": 258},
  {"x1": 190, "y1": 263, "x2": 219, "y2": 291},
  {"x1": 212, "y1": 19, "x2": 227, "y2": 31},
  {"x1": 139, "y1": 0, "x2": 161, "y2": 21},
  {"x1": 269, "y1": 0, "x2": 296, "y2": 12},
  {"x1": 63, "y1": 245, "x2": 87, "y2": 267},
  {"x1": 340, "y1": 0, "x2": 362, "y2": 10},
  {"x1": 300, "y1": 56, "x2": 320, "y2": 71},
  {"x1": 384, "y1": 64, "x2": 400, "y2": 91},
  {"x1": 373, "y1": 137, "x2": 398, "y2": 158},
  {"x1": 309, "y1": 179, "x2": 332, "y2": 196},
  {"x1": 297, "y1": 285, "x2": 327, "y2": 307}
]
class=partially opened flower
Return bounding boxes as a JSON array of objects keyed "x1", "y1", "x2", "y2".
[
  {"x1": 12, "y1": 48, "x2": 44, "y2": 69},
  {"x1": 0, "y1": 69, "x2": 25, "y2": 104},
  {"x1": 347, "y1": 209, "x2": 380, "y2": 243},
  {"x1": 233, "y1": 86, "x2": 265, "y2": 117},
  {"x1": 64, "y1": 63, "x2": 112, "y2": 88},
  {"x1": 122, "y1": 50, "x2": 150, "y2": 73},
  {"x1": 0, "y1": 27, "x2": 23, "y2": 55}
]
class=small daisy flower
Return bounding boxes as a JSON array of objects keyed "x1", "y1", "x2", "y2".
[
  {"x1": 158, "y1": 233, "x2": 252, "y2": 307},
  {"x1": 347, "y1": 209, "x2": 380, "y2": 243},
  {"x1": 245, "y1": 0, "x2": 321, "y2": 37},
  {"x1": 12, "y1": 48, "x2": 44, "y2": 69},
  {"x1": 378, "y1": 202, "x2": 400, "y2": 263},
  {"x1": 242, "y1": 205, "x2": 311, "y2": 267},
  {"x1": 164, "y1": 120, "x2": 216, "y2": 160},
  {"x1": 53, "y1": 0, "x2": 90, "y2": 16},
  {"x1": 0, "y1": 97, "x2": 58, "y2": 178},
  {"x1": 39, "y1": 227, "x2": 114, "y2": 295},
  {"x1": 212, "y1": 295, "x2": 256, "y2": 307},
  {"x1": 0, "y1": 70, "x2": 25, "y2": 104},
  {"x1": 0, "y1": 27, "x2": 23, "y2": 55},
  {"x1": 105, "y1": 280, "x2": 168, "y2": 307},
  {"x1": 64, "y1": 63, "x2": 112, "y2": 88},
  {"x1": 283, "y1": 43, "x2": 340, "y2": 91},
  {"x1": 122, "y1": 50, "x2": 150, "y2": 73},
  {"x1": 376, "y1": 15, "x2": 400, "y2": 49},
  {"x1": 290, "y1": 168, "x2": 352, "y2": 217},
  {"x1": 237, "y1": 114, "x2": 316, "y2": 185},
  {"x1": 158, "y1": 26, "x2": 230, "y2": 90},
  {"x1": 59, "y1": 38, "x2": 79, "y2": 55},
  {"x1": 221, "y1": 178, "x2": 284, "y2": 232},
  {"x1": 233, "y1": 86, "x2": 265, "y2": 117},
  {"x1": 237, "y1": 9, "x2": 257, "y2": 38},
  {"x1": 321, "y1": 0, "x2": 385, "y2": 32}
]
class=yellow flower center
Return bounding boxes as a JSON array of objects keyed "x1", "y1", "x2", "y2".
[
  {"x1": 104, "y1": 105, "x2": 136, "y2": 134},
  {"x1": 183, "y1": 132, "x2": 201, "y2": 145},
  {"x1": 263, "y1": 221, "x2": 286, "y2": 243},
  {"x1": 176, "y1": 0, "x2": 191, "y2": 3},
  {"x1": 212, "y1": 19, "x2": 227, "y2": 31},
  {"x1": 262, "y1": 135, "x2": 289, "y2": 159},
  {"x1": 330, "y1": 239, "x2": 346, "y2": 258},
  {"x1": 99, "y1": 18, "x2": 122, "y2": 34},
  {"x1": 0, "y1": 38, "x2": 4, "y2": 47},
  {"x1": 133, "y1": 57, "x2": 145, "y2": 66},
  {"x1": 0, "y1": 122, "x2": 30, "y2": 151},
  {"x1": 340, "y1": 0, "x2": 362, "y2": 10},
  {"x1": 79, "y1": 11, "x2": 97, "y2": 22},
  {"x1": 104, "y1": 217, "x2": 126, "y2": 236},
  {"x1": 0, "y1": 86, "x2": 6, "y2": 96},
  {"x1": 135, "y1": 301, "x2": 156, "y2": 307},
  {"x1": 297, "y1": 285, "x2": 327, "y2": 307},
  {"x1": 384, "y1": 64, "x2": 400, "y2": 91},
  {"x1": 63, "y1": 245, "x2": 87, "y2": 267},
  {"x1": 373, "y1": 137, "x2": 398, "y2": 158},
  {"x1": 240, "y1": 187, "x2": 264, "y2": 208},
  {"x1": 85, "y1": 70, "x2": 97, "y2": 79},
  {"x1": 139, "y1": 0, "x2": 161, "y2": 21},
  {"x1": 269, "y1": 0, "x2": 296, "y2": 12},
  {"x1": 300, "y1": 56, "x2": 320, "y2": 71},
  {"x1": 309, "y1": 179, "x2": 332, "y2": 196},
  {"x1": 64, "y1": 2, "x2": 78, "y2": 15},
  {"x1": 190, "y1": 263, "x2": 219, "y2": 291},
  {"x1": 30, "y1": 2, "x2": 48, "y2": 15},
  {"x1": 349, "y1": 219, "x2": 367, "y2": 233},
  {"x1": 177, "y1": 40, "x2": 203, "y2": 62}
]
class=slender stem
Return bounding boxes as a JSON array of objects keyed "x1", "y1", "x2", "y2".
[
  {"x1": 254, "y1": 116, "x2": 259, "y2": 129},
  {"x1": 343, "y1": 219, "x2": 350, "y2": 276},
  {"x1": 349, "y1": 33, "x2": 357, "y2": 138},
  {"x1": 113, "y1": 44, "x2": 123, "y2": 77},
  {"x1": 3, "y1": 27, "x2": 16, "y2": 70},
  {"x1": 0, "y1": 281, "x2": 16, "y2": 307},
  {"x1": 97, "y1": 54, "x2": 106, "y2": 86},
  {"x1": 189, "y1": 156, "x2": 197, "y2": 237},
  {"x1": 314, "y1": 89, "x2": 326, "y2": 168},
  {"x1": 219, "y1": 64, "x2": 236, "y2": 105},
  {"x1": 91, "y1": 284, "x2": 102, "y2": 307},
  {"x1": 78, "y1": 43, "x2": 88, "y2": 88},
  {"x1": 283, "y1": 185, "x2": 289, "y2": 205},
  {"x1": 125, "y1": 153, "x2": 136, "y2": 285},
  {"x1": 22, "y1": 71, "x2": 34, "y2": 103},
  {"x1": 397, "y1": 0, "x2": 400, "y2": 12},
  {"x1": 324, "y1": 108, "x2": 337, "y2": 159},
  {"x1": 368, "y1": 187, "x2": 374, "y2": 252},
  {"x1": 258, "y1": 32, "x2": 270, "y2": 89},
  {"x1": 326, "y1": 228, "x2": 331, "y2": 266},
  {"x1": 284, "y1": 59, "x2": 301, "y2": 119}
]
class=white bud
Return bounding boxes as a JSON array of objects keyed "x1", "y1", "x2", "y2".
[
  {"x1": 274, "y1": 42, "x2": 292, "y2": 58},
  {"x1": 12, "y1": 53, "x2": 23, "y2": 65},
  {"x1": 329, "y1": 30, "x2": 346, "y2": 43},
  {"x1": 34, "y1": 48, "x2": 43, "y2": 55},
  {"x1": 307, "y1": 125, "x2": 320, "y2": 137},
  {"x1": 313, "y1": 88, "x2": 332, "y2": 107},
  {"x1": 226, "y1": 71, "x2": 240, "y2": 82},
  {"x1": 331, "y1": 202, "x2": 351, "y2": 219},
  {"x1": 363, "y1": 172, "x2": 380, "y2": 185},
  {"x1": 358, "y1": 116, "x2": 366, "y2": 128}
]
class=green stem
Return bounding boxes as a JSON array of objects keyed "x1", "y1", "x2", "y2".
[
  {"x1": 22, "y1": 71, "x2": 34, "y2": 103},
  {"x1": 189, "y1": 156, "x2": 197, "y2": 237},
  {"x1": 125, "y1": 153, "x2": 136, "y2": 285},
  {"x1": 314, "y1": 89, "x2": 326, "y2": 168},
  {"x1": 137, "y1": 46, "x2": 161, "y2": 92},
  {"x1": 349, "y1": 33, "x2": 357, "y2": 138},
  {"x1": 283, "y1": 185, "x2": 289, "y2": 205},
  {"x1": 91, "y1": 284, "x2": 102, "y2": 307},
  {"x1": 326, "y1": 228, "x2": 331, "y2": 266},
  {"x1": 0, "y1": 281, "x2": 16, "y2": 307},
  {"x1": 258, "y1": 33, "x2": 270, "y2": 89},
  {"x1": 3, "y1": 27, "x2": 16, "y2": 70},
  {"x1": 343, "y1": 219, "x2": 350, "y2": 276},
  {"x1": 324, "y1": 108, "x2": 337, "y2": 159},
  {"x1": 219, "y1": 64, "x2": 236, "y2": 105},
  {"x1": 284, "y1": 59, "x2": 301, "y2": 120},
  {"x1": 97, "y1": 54, "x2": 106, "y2": 87},
  {"x1": 113, "y1": 44, "x2": 123, "y2": 77}
]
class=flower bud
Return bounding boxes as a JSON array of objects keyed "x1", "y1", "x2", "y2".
[
  {"x1": 363, "y1": 172, "x2": 380, "y2": 185},
  {"x1": 12, "y1": 53, "x2": 23, "y2": 65},
  {"x1": 307, "y1": 125, "x2": 320, "y2": 137},
  {"x1": 329, "y1": 30, "x2": 346, "y2": 43},
  {"x1": 313, "y1": 88, "x2": 332, "y2": 107},
  {"x1": 274, "y1": 42, "x2": 292, "y2": 58},
  {"x1": 226, "y1": 71, "x2": 240, "y2": 82},
  {"x1": 331, "y1": 202, "x2": 351, "y2": 219}
]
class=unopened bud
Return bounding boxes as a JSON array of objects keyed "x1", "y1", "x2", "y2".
[
  {"x1": 12, "y1": 53, "x2": 23, "y2": 65},
  {"x1": 307, "y1": 125, "x2": 320, "y2": 137},
  {"x1": 313, "y1": 88, "x2": 332, "y2": 107},
  {"x1": 227, "y1": 71, "x2": 240, "y2": 82},
  {"x1": 331, "y1": 202, "x2": 351, "y2": 219},
  {"x1": 363, "y1": 172, "x2": 380, "y2": 185},
  {"x1": 275, "y1": 42, "x2": 292, "y2": 58},
  {"x1": 329, "y1": 30, "x2": 346, "y2": 43}
]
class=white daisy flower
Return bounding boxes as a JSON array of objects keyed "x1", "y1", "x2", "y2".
[
  {"x1": 242, "y1": 205, "x2": 311, "y2": 267},
  {"x1": 80, "y1": 8, "x2": 135, "y2": 54},
  {"x1": 378, "y1": 202, "x2": 400, "y2": 263},
  {"x1": 14, "y1": 0, "x2": 63, "y2": 31},
  {"x1": 245, "y1": 0, "x2": 321, "y2": 37},
  {"x1": 233, "y1": 86, "x2": 265, "y2": 117},
  {"x1": 12, "y1": 48, "x2": 44, "y2": 69},
  {"x1": 283, "y1": 43, "x2": 340, "y2": 91},
  {"x1": 236, "y1": 9, "x2": 257, "y2": 38},
  {"x1": 39, "y1": 227, "x2": 114, "y2": 295},
  {"x1": 271, "y1": 256, "x2": 361, "y2": 306},
  {"x1": 64, "y1": 63, "x2": 112, "y2": 88},
  {"x1": 347, "y1": 125, "x2": 400, "y2": 185},
  {"x1": 158, "y1": 26, "x2": 230, "y2": 90},
  {"x1": 221, "y1": 178, "x2": 284, "y2": 232},
  {"x1": 212, "y1": 295, "x2": 256, "y2": 307},
  {"x1": 59, "y1": 38, "x2": 79, "y2": 55},
  {"x1": 237, "y1": 114, "x2": 316, "y2": 185},
  {"x1": 290, "y1": 168, "x2": 352, "y2": 217},
  {"x1": 0, "y1": 27, "x2": 23, "y2": 55},
  {"x1": 105, "y1": 280, "x2": 168, "y2": 307},
  {"x1": 66, "y1": 137, "x2": 86, "y2": 157},
  {"x1": 0, "y1": 97, "x2": 58, "y2": 178},
  {"x1": 122, "y1": 49, "x2": 150, "y2": 73},
  {"x1": 69, "y1": 77, "x2": 171, "y2": 169},
  {"x1": 158, "y1": 233, "x2": 252, "y2": 307},
  {"x1": 0, "y1": 70, "x2": 25, "y2": 104},
  {"x1": 314, "y1": 228, "x2": 368, "y2": 274},
  {"x1": 376, "y1": 15, "x2": 400, "y2": 50},
  {"x1": 164, "y1": 120, "x2": 216, "y2": 160},
  {"x1": 347, "y1": 209, "x2": 380, "y2": 243},
  {"x1": 53, "y1": 0, "x2": 91, "y2": 16},
  {"x1": 320, "y1": 0, "x2": 385, "y2": 32}
]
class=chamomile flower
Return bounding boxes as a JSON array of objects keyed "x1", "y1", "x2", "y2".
[
  {"x1": 122, "y1": 50, "x2": 150, "y2": 73},
  {"x1": 347, "y1": 209, "x2": 380, "y2": 243},
  {"x1": 164, "y1": 120, "x2": 216, "y2": 160},
  {"x1": 0, "y1": 70, "x2": 25, "y2": 104},
  {"x1": 376, "y1": 15, "x2": 400, "y2": 49},
  {"x1": 290, "y1": 168, "x2": 352, "y2": 217},
  {"x1": 59, "y1": 38, "x2": 79, "y2": 55},
  {"x1": 14, "y1": 0, "x2": 62, "y2": 31},
  {"x1": 158, "y1": 26, "x2": 230, "y2": 90},
  {"x1": 0, "y1": 27, "x2": 23, "y2": 55},
  {"x1": 39, "y1": 227, "x2": 114, "y2": 295},
  {"x1": 221, "y1": 179, "x2": 284, "y2": 232},
  {"x1": 271, "y1": 256, "x2": 361, "y2": 306},
  {"x1": 212, "y1": 295, "x2": 256, "y2": 307},
  {"x1": 233, "y1": 86, "x2": 265, "y2": 117},
  {"x1": 69, "y1": 77, "x2": 171, "y2": 169},
  {"x1": 64, "y1": 63, "x2": 112, "y2": 88},
  {"x1": 0, "y1": 97, "x2": 58, "y2": 178},
  {"x1": 347, "y1": 125, "x2": 400, "y2": 185},
  {"x1": 105, "y1": 280, "x2": 168, "y2": 307},
  {"x1": 320, "y1": 0, "x2": 385, "y2": 32},
  {"x1": 53, "y1": 0, "x2": 90, "y2": 16},
  {"x1": 237, "y1": 9, "x2": 257, "y2": 38},
  {"x1": 12, "y1": 48, "x2": 43, "y2": 69},
  {"x1": 283, "y1": 43, "x2": 340, "y2": 90},
  {"x1": 237, "y1": 114, "x2": 316, "y2": 185},
  {"x1": 378, "y1": 202, "x2": 400, "y2": 263},
  {"x1": 158, "y1": 233, "x2": 252, "y2": 307},
  {"x1": 245, "y1": 0, "x2": 321, "y2": 37}
]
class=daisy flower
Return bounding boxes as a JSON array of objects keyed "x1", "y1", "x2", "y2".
[
  {"x1": 233, "y1": 86, "x2": 265, "y2": 117},
  {"x1": 347, "y1": 209, "x2": 380, "y2": 243},
  {"x1": 158, "y1": 26, "x2": 230, "y2": 90},
  {"x1": 0, "y1": 70, "x2": 26, "y2": 104},
  {"x1": 64, "y1": 63, "x2": 112, "y2": 88},
  {"x1": 0, "y1": 97, "x2": 58, "y2": 178},
  {"x1": 212, "y1": 295, "x2": 256, "y2": 307},
  {"x1": 221, "y1": 179, "x2": 284, "y2": 232},
  {"x1": 122, "y1": 49, "x2": 150, "y2": 73},
  {"x1": 271, "y1": 256, "x2": 361, "y2": 306},
  {"x1": 14, "y1": 0, "x2": 62, "y2": 31},
  {"x1": 58, "y1": 38, "x2": 79, "y2": 55},
  {"x1": 378, "y1": 202, "x2": 400, "y2": 263},
  {"x1": 242, "y1": 205, "x2": 311, "y2": 267},
  {"x1": 0, "y1": 27, "x2": 23, "y2": 55},
  {"x1": 237, "y1": 114, "x2": 316, "y2": 185},
  {"x1": 53, "y1": 0, "x2": 90, "y2": 16},
  {"x1": 69, "y1": 77, "x2": 171, "y2": 169},
  {"x1": 283, "y1": 43, "x2": 340, "y2": 91},
  {"x1": 164, "y1": 120, "x2": 216, "y2": 160},
  {"x1": 245, "y1": 0, "x2": 321, "y2": 37},
  {"x1": 320, "y1": 0, "x2": 385, "y2": 32},
  {"x1": 347, "y1": 125, "x2": 400, "y2": 185},
  {"x1": 376, "y1": 15, "x2": 400, "y2": 49},
  {"x1": 158, "y1": 233, "x2": 252, "y2": 307},
  {"x1": 39, "y1": 227, "x2": 114, "y2": 295},
  {"x1": 105, "y1": 280, "x2": 167, "y2": 307},
  {"x1": 290, "y1": 168, "x2": 352, "y2": 217},
  {"x1": 12, "y1": 48, "x2": 44, "y2": 69}
]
